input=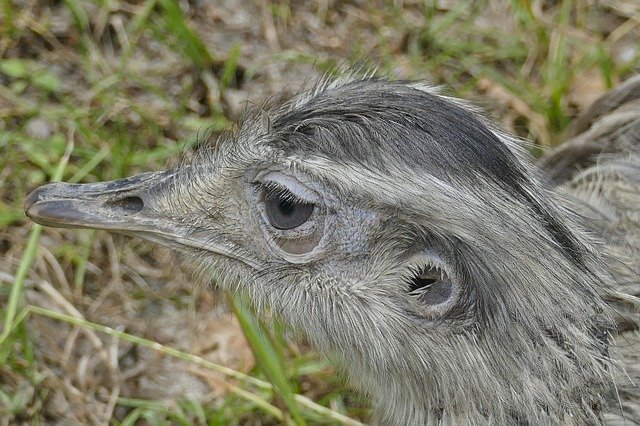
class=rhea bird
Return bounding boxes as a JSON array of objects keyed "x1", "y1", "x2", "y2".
[{"x1": 25, "y1": 75, "x2": 640, "y2": 424}]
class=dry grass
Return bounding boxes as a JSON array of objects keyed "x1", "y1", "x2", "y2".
[{"x1": 1, "y1": 0, "x2": 638, "y2": 424}]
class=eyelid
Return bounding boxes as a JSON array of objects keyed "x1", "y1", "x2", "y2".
[
  {"x1": 255, "y1": 172, "x2": 320, "y2": 204},
  {"x1": 256, "y1": 181, "x2": 308, "y2": 204}
]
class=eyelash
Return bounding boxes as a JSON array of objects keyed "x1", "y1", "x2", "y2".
[{"x1": 253, "y1": 181, "x2": 309, "y2": 204}]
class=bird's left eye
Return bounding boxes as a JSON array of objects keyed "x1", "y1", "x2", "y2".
[{"x1": 264, "y1": 189, "x2": 315, "y2": 230}]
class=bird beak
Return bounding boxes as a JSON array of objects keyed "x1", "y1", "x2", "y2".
[{"x1": 24, "y1": 170, "x2": 185, "y2": 248}]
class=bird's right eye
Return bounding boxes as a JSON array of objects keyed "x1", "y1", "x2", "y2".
[{"x1": 263, "y1": 188, "x2": 315, "y2": 230}]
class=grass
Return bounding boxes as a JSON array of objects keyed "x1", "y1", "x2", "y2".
[
  {"x1": 0, "y1": 0, "x2": 638, "y2": 423},
  {"x1": 0, "y1": 137, "x2": 74, "y2": 360}
]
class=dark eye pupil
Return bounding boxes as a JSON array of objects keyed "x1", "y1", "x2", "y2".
[
  {"x1": 264, "y1": 190, "x2": 314, "y2": 230},
  {"x1": 278, "y1": 199, "x2": 295, "y2": 216},
  {"x1": 408, "y1": 276, "x2": 437, "y2": 293},
  {"x1": 407, "y1": 267, "x2": 453, "y2": 306}
]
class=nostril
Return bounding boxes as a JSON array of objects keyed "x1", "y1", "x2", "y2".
[{"x1": 105, "y1": 196, "x2": 144, "y2": 215}]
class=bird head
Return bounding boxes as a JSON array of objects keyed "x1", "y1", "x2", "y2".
[{"x1": 25, "y1": 77, "x2": 618, "y2": 423}]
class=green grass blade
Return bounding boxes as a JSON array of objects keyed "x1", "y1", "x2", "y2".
[
  {"x1": 220, "y1": 43, "x2": 242, "y2": 89},
  {"x1": 157, "y1": 0, "x2": 214, "y2": 69},
  {"x1": 0, "y1": 140, "x2": 73, "y2": 356},
  {"x1": 118, "y1": 0, "x2": 158, "y2": 72},
  {"x1": 1, "y1": 0, "x2": 16, "y2": 36},
  {"x1": 26, "y1": 304, "x2": 272, "y2": 390},
  {"x1": 63, "y1": 0, "x2": 89, "y2": 31},
  {"x1": 229, "y1": 295, "x2": 306, "y2": 425},
  {"x1": 28, "y1": 304, "x2": 361, "y2": 424},
  {"x1": 27, "y1": 305, "x2": 286, "y2": 420},
  {"x1": 68, "y1": 146, "x2": 109, "y2": 183}
]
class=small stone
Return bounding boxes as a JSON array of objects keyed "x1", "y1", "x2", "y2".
[
  {"x1": 25, "y1": 118, "x2": 52, "y2": 140},
  {"x1": 223, "y1": 89, "x2": 249, "y2": 119}
]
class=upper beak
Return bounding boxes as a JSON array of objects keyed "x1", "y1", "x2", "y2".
[
  {"x1": 25, "y1": 170, "x2": 260, "y2": 268},
  {"x1": 24, "y1": 170, "x2": 181, "y2": 245}
]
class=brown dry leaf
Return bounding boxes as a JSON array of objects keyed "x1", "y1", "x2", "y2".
[
  {"x1": 568, "y1": 69, "x2": 608, "y2": 110},
  {"x1": 478, "y1": 77, "x2": 550, "y2": 145},
  {"x1": 192, "y1": 312, "x2": 256, "y2": 398},
  {"x1": 194, "y1": 312, "x2": 256, "y2": 375},
  {"x1": 132, "y1": 303, "x2": 255, "y2": 401},
  {"x1": 603, "y1": 0, "x2": 640, "y2": 18}
]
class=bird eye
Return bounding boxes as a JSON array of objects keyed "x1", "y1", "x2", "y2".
[
  {"x1": 250, "y1": 174, "x2": 326, "y2": 258},
  {"x1": 407, "y1": 265, "x2": 455, "y2": 314},
  {"x1": 263, "y1": 188, "x2": 315, "y2": 230}
]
